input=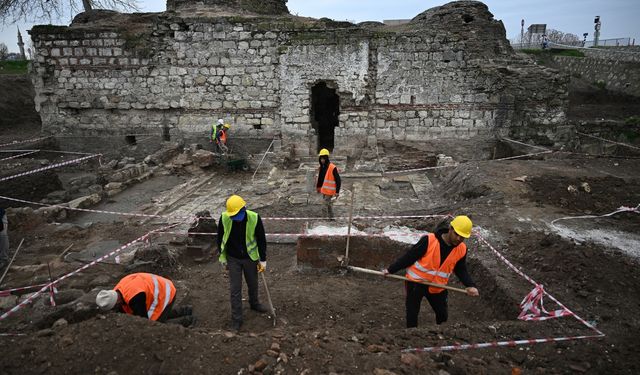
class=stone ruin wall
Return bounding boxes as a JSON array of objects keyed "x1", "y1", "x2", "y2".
[{"x1": 29, "y1": 1, "x2": 568, "y2": 157}]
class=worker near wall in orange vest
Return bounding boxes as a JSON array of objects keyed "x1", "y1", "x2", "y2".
[
  {"x1": 95, "y1": 273, "x2": 196, "y2": 327},
  {"x1": 316, "y1": 148, "x2": 341, "y2": 219},
  {"x1": 217, "y1": 195, "x2": 269, "y2": 332},
  {"x1": 383, "y1": 216, "x2": 479, "y2": 327}
]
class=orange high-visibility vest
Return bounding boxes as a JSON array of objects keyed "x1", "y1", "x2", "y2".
[
  {"x1": 319, "y1": 163, "x2": 338, "y2": 196},
  {"x1": 115, "y1": 273, "x2": 176, "y2": 321},
  {"x1": 405, "y1": 233, "x2": 467, "y2": 294},
  {"x1": 216, "y1": 129, "x2": 227, "y2": 145}
]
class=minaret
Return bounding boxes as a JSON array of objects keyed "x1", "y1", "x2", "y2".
[{"x1": 17, "y1": 27, "x2": 26, "y2": 60}]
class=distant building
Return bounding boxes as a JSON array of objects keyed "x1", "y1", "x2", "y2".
[{"x1": 6, "y1": 53, "x2": 22, "y2": 61}]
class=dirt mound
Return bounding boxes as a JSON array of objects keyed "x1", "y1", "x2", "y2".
[
  {"x1": 0, "y1": 75, "x2": 41, "y2": 139},
  {"x1": 526, "y1": 175, "x2": 640, "y2": 214}
]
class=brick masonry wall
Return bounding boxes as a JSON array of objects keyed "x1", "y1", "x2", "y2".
[
  {"x1": 551, "y1": 55, "x2": 640, "y2": 97},
  {"x1": 29, "y1": 3, "x2": 568, "y2": 157}
]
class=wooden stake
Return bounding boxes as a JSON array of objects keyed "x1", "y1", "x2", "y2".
[
  {"x1": 0, "y1": 238, "x2": 25, "y2": 287},
  {"x1": 347, "y1": 265, "x2": 469, "y2": 294},
  {"x1": 58, "y1": 243, "x2": 74, "y2": 260},
  {"x1": 343, "y1": 185, "x2": 355, "y2": 266}
]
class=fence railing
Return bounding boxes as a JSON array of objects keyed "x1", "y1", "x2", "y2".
[{"x1": 511, "y1": 37, "x2": 635, "y2": 50}]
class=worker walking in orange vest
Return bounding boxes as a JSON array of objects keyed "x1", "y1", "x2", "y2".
[
  {"x1": 383, "y1": 216, "x2": 479, "y2": 327},
  {"x1": 96, "y1": 272, "x2": 195, "y2": 327},
  {"x1": 316, "y1": 148, "x2": 341, "y2": 219}
]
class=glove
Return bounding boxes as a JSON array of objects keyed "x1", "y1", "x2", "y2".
[
  {"x1": 257, "y1": 261, "x2": 266, "y2": 273},
  {"x1": 220, "y1": 261, "x2": 228, "y2": 270}
]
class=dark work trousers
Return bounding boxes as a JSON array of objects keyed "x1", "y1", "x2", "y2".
[
  {"x1": 405, "y1": 281, "x2": 449, "y2": 327},
  {"x1": 157, "y1": 293, "x2": 192, "y2": 324},
  {"x1": 228, "y1": 255, "x2": 260, "y2": 323}
]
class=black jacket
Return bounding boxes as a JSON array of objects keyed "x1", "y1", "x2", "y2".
[
  {"x1": 316, "y1": 158, "x2": 341, "y2": 195},
  {"x1": 388, "y1": 228, "x2": 475, "y2": 287},
  {"x1": 217, "y1": 213, "x2": 267, "y2": 261}
]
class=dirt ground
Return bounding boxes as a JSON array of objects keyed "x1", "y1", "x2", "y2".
[{"x1": 1, "y1": 76, "x2": 640, "y2": 375}]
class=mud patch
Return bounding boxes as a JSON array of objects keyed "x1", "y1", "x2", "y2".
[{"x1": 526, "y1": 175, "x2": 640, "y2": 214}]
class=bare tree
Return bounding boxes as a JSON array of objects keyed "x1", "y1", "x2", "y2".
[
  {"x1": 0, "y1": 42, "x2": 8, "y2": 60},
  {"x1": 522, "y1": 28, "x2": 582, "y2": 47},
  {"x1": 0, "y1": 0, "x2": 139, "y2": 23}
]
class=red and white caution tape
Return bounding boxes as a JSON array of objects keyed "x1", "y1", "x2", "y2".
[
  {"x1": 518, "y1": 284, "x2": 572, "y2": 321},
  {"x1": 0, "y1": 194, "x2": 193, "y2": 221},
  {"x1": 384, "y1": 164, "x2": 454, "y2": 175},
  {"x1": 551, "y1": 204, "x2": 640, "y2": 226},
  {"x1": 577, "y1": 131, "x2": 640, "y2": 151},
  {"x1": 0, "y1": 222, "x2": 181, "y2": 322},
  {"x1": 153, "y1": 230, "x2": 427, "y2": 240},
  {"x1": 0, "y1": 283, "x2": 50, "y2": 297},
  {"x1": 0, "y1": 154, "x2": 101, "y2": 182},
  {"x1": 493, "y1": 150, "x2": 553, "y2": 161},
  {"x1": 474, "y1": 232, "x2": 604, "y2": 336},
  {"x1": 0, "y1": 136, "x2": 51, "y2": 148},
  {"x1": 0, "y1": 150, "x2": 40, "y2": 161},
  {"x1": 403, "y1": 333, "x2": 604, "y2": 353},
  {"x1": 501, "y1": 137, "x2": 551, "y2": 151},
  {"x1": 0, "y1": 194, "x2": 447, "y2": 223},
  {"x1": 264, "y1": 214, "x2": 448, "y2": 221}
]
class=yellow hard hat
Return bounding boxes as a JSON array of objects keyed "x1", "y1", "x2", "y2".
[
  {"x1": 450, "y1": 215, "x2": 473, "y2": 238},
  {"x1": 318, "y1": 148, "x2": 330, "y2": 157},
  {"x1": 225, "y1": 195, "x2": 246, "y2": 216},
  {"x1": 223, "y1": 124, "x2": 230, "y2": 129}
]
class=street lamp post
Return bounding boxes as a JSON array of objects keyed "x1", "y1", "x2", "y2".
[{"x1": 594, "y1": 16, "x2": 601, "y2": 47}]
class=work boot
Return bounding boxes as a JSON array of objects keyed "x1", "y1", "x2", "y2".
[
  {"x1": 180, "y1": 315, "x2": 197, "y2": 328},
  {"x1": 251, "y1": 304, "x2": 269, "y2": 313},
  {"x1": 231, "y1": 320, "x2": 242, "y2": 332},
  {"x1": 176, "y1": 305, "x2": 193, "y2": 317}
]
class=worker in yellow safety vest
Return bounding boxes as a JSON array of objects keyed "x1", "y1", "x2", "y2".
[
  {"x1": 316, "y1": 148, "x2": 341, "y2": 219},
  {"x1": 217, "y1": 195, "x2": 268, "y2": 331},
  {"x1": 383, "y1": 216, "x2": 479, "y2": 327}
]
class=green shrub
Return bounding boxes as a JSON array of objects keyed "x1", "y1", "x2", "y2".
[
  {"x1": 593, "y1": 80, "x2": 606, "y2": 90},
  {"x1": 0, "y1": 60, "x2": 29, "y2": 74},
  {"x1": 552, "y1": 49, "x2": 585, "y2": 57},
  {"x1": 625, "y1": 116, "x2": 640, "y2": 126}
]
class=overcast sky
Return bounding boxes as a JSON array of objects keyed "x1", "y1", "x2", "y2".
[{"x1": 1, "y1": 0, "x2": 638, "y2": 54}]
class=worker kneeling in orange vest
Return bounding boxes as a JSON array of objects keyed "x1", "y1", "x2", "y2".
[
  {"x1": 316, "y1": 148, "x2": 341, "y2": 219},
  {"x1": 96, "y1": 272, "x2": 195, "y2": 327},
  {"x1": 383, "y1": 216, "x2": 479, "y2": 327}
]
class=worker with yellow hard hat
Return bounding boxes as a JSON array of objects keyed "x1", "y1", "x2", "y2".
[
  {"x1": 211, "y1": 118, "x2": 231, "y2": 153},
  {"x1": 217, "y1": 194, "x2": 268, "y2": 331},
  {"x1": 316, "y1": 148, "x2": 341, "y2": 219},
  {"x1": 383, "y1": 215, "x2": 479, "y2": 327}
]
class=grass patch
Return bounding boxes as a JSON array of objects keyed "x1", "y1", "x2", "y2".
[
  {"x1": 521, "y1": 49, "x2": 543, "y2": 55},
  {"x1": 552, "y1": 49, "x2": 585, "y2": 57},
  {"x1": 624, "y1": 116, "x2": 640, "y2": 126},
  {"x1": 0, "y1": 60, "x2": 29, "y2": 74},
  {"x1": 519, "y1": 48, "x2": 584, "y2": 57}
]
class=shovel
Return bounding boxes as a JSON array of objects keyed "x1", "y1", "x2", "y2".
[{"x1": 260, "y1": 272, "x2": 277, "y2": 326}]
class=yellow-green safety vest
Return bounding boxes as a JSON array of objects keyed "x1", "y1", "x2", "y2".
[{"x1": 219, "y1": 210, "x2": 259, "y2": 263}]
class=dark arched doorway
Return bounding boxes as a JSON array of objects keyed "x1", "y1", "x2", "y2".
[{"x1": 310, "y1": 81, "x2": 340, "y2": 153}]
